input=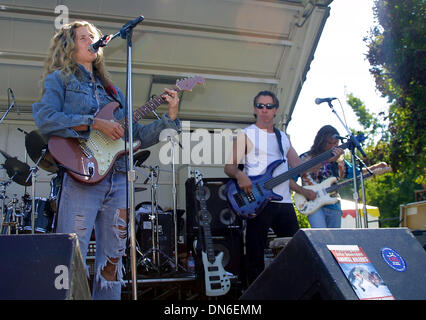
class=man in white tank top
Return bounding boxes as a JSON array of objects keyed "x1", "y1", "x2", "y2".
[{"x1": 224, "y1": 91, "x2": 316, "y2": 285}]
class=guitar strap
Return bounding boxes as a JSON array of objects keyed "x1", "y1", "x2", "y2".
[
  {"x1": 239, "y1": 126, "x2": 286, "y2": 171},
  {"x1": 273, "y1": 127, "x2": 286, "y2": 163},
  {"x1": 105, "y1": 81, "x2": 123, "y2": 106}
]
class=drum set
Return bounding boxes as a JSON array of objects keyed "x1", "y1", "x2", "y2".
[{"x1": 0, "y1": 130, "x2": 60, "y2": 235}]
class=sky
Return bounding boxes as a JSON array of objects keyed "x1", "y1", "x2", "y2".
[{"x1": 287, "y1": 0, "x2": 389, "y2": 155}]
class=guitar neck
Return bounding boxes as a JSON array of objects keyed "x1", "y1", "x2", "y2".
[
  {"x1": 117, "y1": 87, "x2": 181, "y2": 128},
  {"x1": 201, "y1": 217, "x2": 216, "y2": 263},
  {"x1": 197, "y1": 189, "x2": 216, "y2": 264},
  {"x1": 325, "y1": 171, "x2": 374, "y2": 193},
  {"x1": 264, "y1": 141, "x2": 351, "y2": 190}
]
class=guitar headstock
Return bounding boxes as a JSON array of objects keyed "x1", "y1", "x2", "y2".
[
  {"x1": 191, "y1": 169, "x2": 204, "y2": 187},
  {"x1": 175, "y1": 76, "x2": 205, "y2": 92},
  {"x1": 372, "y1": 165, "x2": 392, "y2": 176}
]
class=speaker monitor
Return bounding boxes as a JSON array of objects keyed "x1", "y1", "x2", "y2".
[
  {"x1": 185, "y1": 177, "x2": 242, "y2": 234},
  {"x1": 0, "y1": 233, "x2": 91, "y2": 300},
  {"x1": 240, "y1": 228, "x2": 426, "y2": 300}
]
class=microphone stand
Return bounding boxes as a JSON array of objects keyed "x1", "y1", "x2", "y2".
[
  {"x1": 120, "y1": 17, "x2": 144, "y2": 301},
  {"x1": 354, "y1": 154, "x2": 374, "y2": 228},
  {"x1": 99, "y1": 15, "x2": 144, "y2": 301},
  {"x1": 325, "y1": 100, "x2": 370, "y2": 228},
  {"x1": 25, "y1": 148, "x2": 46, "y2": 234}
]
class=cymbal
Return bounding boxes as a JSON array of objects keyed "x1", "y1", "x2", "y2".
[
  {"x1": 134, "y1": 150, "x2": 150, "y2": 167},
  {"x1": 4, "y1": 157, "x2": 31, "y2": 186},
  {"x1": 25, "y1": 130, "x2": 58, "y2": 173},
  {"x1": 135, "y1": 187, "x2": 147, "y2": 193}
]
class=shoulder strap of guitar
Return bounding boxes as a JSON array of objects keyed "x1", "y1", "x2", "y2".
[
  {"x1": 273, "y1": 126, "x2": 286, "y2": 162},
  {"x1": 105, "y1": 81, "x2": 123, "y2": 105}
]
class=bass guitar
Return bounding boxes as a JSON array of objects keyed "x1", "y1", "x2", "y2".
[
  {"x1": 225, "y1": 141, "x2": 352, "y2": 219},
  {"x1": 294, "y1": 165, "x2": 391, "y2": 215},
  {"x1": 193, "y1": 169, "x2": 231, "y2": 297},
  {"x1": 48, "y1": 76, "x2": 205, "y2": 184}
]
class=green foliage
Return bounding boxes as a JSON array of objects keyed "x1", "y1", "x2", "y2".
[
  {"x1": 292, "y1": 194, "x2": 311, "y2": 228},
  {"x1": 342, "y1": 0, "x2": 426, "y2": 227},
  {"x1": 345, "y1": 92, "x2": 423, "y2": 227},
  {"x1": 296, "y1": 208, "x2": 311, "y2": 229},
  {"x1": 365, "y1": 0, "x2": 426, "y2": 184},
  {"x1": 346, "y1": 93, "x2": 389, "y2": 143},
  {"x1": 364, "y1": 170, "x2": 421, "y2": 227}
]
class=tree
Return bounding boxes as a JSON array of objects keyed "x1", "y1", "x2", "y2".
[
  {"x1": 365, "y1": 0, "x2": 426, "y2": 185},
  {"x1": 345, "y1": 93, "x2": 422, "y2": 227}
]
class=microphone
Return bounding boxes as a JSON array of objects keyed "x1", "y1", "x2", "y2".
[
  {"x1": 315, "y1": 97, "x2": 337, "y2": 105},
  {"x1": 89, "y1": 34, "x2": 112, "y2": 53},
  {"x1": 89, "y1": 16, "x2": 144, "y2": 53}
]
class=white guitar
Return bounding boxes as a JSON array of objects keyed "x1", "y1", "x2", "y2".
[
  {"x1": 192, "y1": 170, "x2": 231, "y2": 297},
  {"x1": 294, "y1": 166, "x2": 391, "y2": 216}
]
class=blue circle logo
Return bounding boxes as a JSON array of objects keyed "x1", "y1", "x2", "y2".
[{"x1": 381, "y1": 247, "x2": 406, "y2": 272}]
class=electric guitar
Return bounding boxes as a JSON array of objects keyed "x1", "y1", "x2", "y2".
[
  {"x1": 193, "y1": 169, "x2": 231, "y2": 297},
  {"x1": 294, "y1": 166, "x2": 391, "y2": 215},
  {"x1": 48, "y1": 76, "x2": 205, "y2": 184},
  {"x1": 225, "y1": 141, "x2": 352, "y2": 219}
]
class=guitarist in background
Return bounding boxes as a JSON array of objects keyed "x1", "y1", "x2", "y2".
[
  {"x1": 298, "y1": 125, "x2": 384, "y2": 228},
  {"x1": 32, "y1": 21, "x2": 181, "y2": 299},
  {"x1": 224, "y1": 90, "x2": 317, "y2": 285}
]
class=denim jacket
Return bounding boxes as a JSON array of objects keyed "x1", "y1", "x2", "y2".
[{"x1": 33, "y1": 64, "x2": 181, "y2": 172}]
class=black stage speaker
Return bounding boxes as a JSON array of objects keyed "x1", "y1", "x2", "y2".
[
  {"x1": 240, "y1": 228, "x2": 426, "y2": 300},
  {"x1": 0, "y1": 233, "x2": 91, "y2": 300},
  {"x1": 186, "y1": 177, "x2": 242, "y2": 234}
]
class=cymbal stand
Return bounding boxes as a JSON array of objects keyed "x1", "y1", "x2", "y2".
[
  {"x1": 167, "y1": 135, "x2": 179, "y2": 271},
  {"x1": 25, "y1": 148, "x2": 46, "y2": 234},
  {"x1": 148, "y1": 166, "x2": 160, "y2": 265},
  {"x1": 142, "y1": 165, "x2": 178, "y2": 272},
  {"x1": 150, "y1": 166, "x2": 174, "y2": 270},
  {"x1": 0, "y1": 89, "x2": 16, "y2": 124},
  {"x1": 0, "y1": 178, "x2": 12, "y2": 234},
  {"x1": 1, "y1": 194, "x2": 22, "y2": 235}
]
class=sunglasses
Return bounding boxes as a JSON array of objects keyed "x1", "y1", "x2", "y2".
[{"x1": 255, "y1": 103, "x2": 277, "y2": 110}]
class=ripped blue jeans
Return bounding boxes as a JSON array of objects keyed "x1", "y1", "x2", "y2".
[{"x1": 56, "y1": 169, "x2": 127, "y2": 300}]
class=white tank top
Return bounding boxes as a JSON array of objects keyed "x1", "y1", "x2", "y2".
[{"x1": 243, "y1": 124, "x2": 292, "y2": 203}]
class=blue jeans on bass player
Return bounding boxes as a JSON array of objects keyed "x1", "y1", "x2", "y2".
[
  {"x1": 56, "y1": 169, "x2": 127, "y2": 300},
  {"x1": 308, "y1": 204, "x2": 342, "y2": 228}
]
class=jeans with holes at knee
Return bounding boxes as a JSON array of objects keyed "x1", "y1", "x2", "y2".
[
  {"x1": 308, "y1": 205, "x2": 342, "y2": 228},
  {"x1": 56, "y1": 169, "x2": 127, "y2": 300}
]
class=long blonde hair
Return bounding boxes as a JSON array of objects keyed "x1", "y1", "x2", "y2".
[{"x1": 40, "y1": 20, "x2": 112, "y2": 94}]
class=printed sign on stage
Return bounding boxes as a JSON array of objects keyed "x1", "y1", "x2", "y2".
[{"x1": 327, "y1": 245, "x2": 395, "y2": 300}]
